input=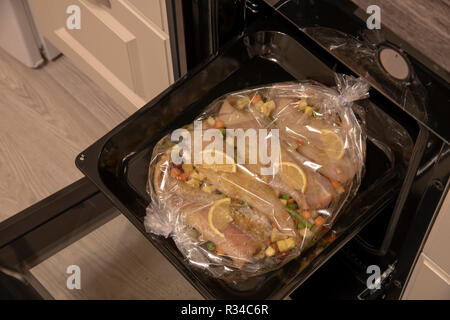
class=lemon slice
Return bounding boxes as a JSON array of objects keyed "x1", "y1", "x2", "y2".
[
  {"x1": 208, "y1": 198, "x2": 233, "y2": 237},
  {"x1": 320, "y1": 129, "x2": 345, "y2": 160},
  {"x1": 278, "y1": 162, "x2": 308, "y2": 193},
  {"x1": 200, "y1": 149, "x2": 236, "y2": 173}
]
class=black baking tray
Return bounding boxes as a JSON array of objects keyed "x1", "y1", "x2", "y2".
[{"x1": 76, "y1": 11, "x2": 408, "y2": 299}]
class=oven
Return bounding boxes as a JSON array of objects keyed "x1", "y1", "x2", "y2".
[{"x1": 0, "y1": 0, "x2": 448, "y2": 300}]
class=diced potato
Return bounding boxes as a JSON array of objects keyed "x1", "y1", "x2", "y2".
[
  {"x1": 265, "y1": 246, "x2": 276, "y2": 257},
  {"x1": 298, "y1": 98, "x2": 308, "y2": 110},
  {"x1": 182, "y1": 164, "x2": 194, "y2": 174},
  {"x1": 276, "y1": 240, "x2": 286, "y2": 252},
  {"x1": 285, "y1": 237, "x2": 296, "y2": 249},
  {"x1": 254, "y1": 248, "x2": 266, "y2": 259},
  {"x1": 277, "y1": 237, "x2": 296, "y2": 252},
  {"x1": 299, "y1": 228, "x2": 314, "y2": 241},
  {"x1": 271, "y1": 229, "x2": 289, "y2": 242},
  {"x1": 207, "y1": 116, "x2": 216, "y2": 127},
  {"x1": 304, "y1": 106, "x2": 313, "y2": 116},
  {"x1": 336, "y1": 185, "x2": 345, "y2": 194},
  {"x1": 186, "y1": 178, "x2": 200, "y2": 188},
  {"x1": 264, "y1": 100, "x2": 276, "y2": 114},
  {"x1": 254, "y1": 100, "x2": 264, "y2": 112},
  {"x1": 280, "y1": 199, "x2": 288, "y2": 206},
  {"x1": 236, "y1": 96, "x2": 250, "y2": 110},
  {"x1": 190, "y1": 170, "x2": 205, "y2": 181},
  {"x1": 255, "y1": 100, "x2": 276, "y2": 117},
  {"x1": 201, "y1": 184, "x2": 216, "y2": 193}
]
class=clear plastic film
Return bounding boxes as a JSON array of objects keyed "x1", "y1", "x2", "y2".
[
  {"x1": 302, "y1": 27, "x2": 428, "y2": 123},
  {"x1": 145, "y1": 74, "x2": 369, "y2": 281}
]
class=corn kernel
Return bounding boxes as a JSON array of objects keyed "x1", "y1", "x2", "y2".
[
  {"x1": 265, "y1": 246, "x2": 276, "y2": 257},
  {"x1": 271, "y1": 229, "x2": 289, "y2": 242}
]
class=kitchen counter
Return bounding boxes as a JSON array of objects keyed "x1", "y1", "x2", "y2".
[
  {"x1": 265, "y1": 0, "x2": 449, "y2": 75},
  {"x1": 351, "y1": 0, "x2": 449, "y2": 73}
]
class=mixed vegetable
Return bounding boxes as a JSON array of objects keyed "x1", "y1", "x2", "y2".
[{"x1": 161, "y1": 91, "x2": 347, "y2": 263}]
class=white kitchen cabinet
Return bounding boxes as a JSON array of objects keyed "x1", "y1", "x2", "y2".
[
  {"x1": 423, "y1": 190, "x2": 450, "y2": 272},
  {"x1": 28, "y1": 0, "x2": 173, "y2": 112},
  {"x1": 403, "y1": 190, "x2": 450, "y2": 300},
  {"x1": 403, "y1": 253, "x2": 450, "y2": 300}
]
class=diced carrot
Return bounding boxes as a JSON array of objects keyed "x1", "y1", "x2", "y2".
[
  {"x1": 251, "y1": 94, "x2": 262, "y2": 105},
  {"x1": 287, "y1": 198, "x2": 295, "y2": 204},
  {"x1": 314, "y1": 216, "x2": 326, "y2": 227},
  {"x1": 320, "y1": 226, "x2": 331, "y2": 235},
  {"x1": 271, "y1": 222, "x2": 276, "y2": 228},
  {"x1": 296, "y1": 138, "x2": 304, "y2": 146},
  {"x1": 301, "y1": 211, "x2": 311, "y2": 219},
  {"x1": 215, "y1": 120, "x2": 225, "y2": 129},
  {"x1": 170, "y1": 167, "x2": 181, "y2": 178},
  {"x1": 325, "y1": 233, "x2": 336, "y2": 244},
  {"x1": 179, "y1": 172, "x2": 190, "y2": 181},
  {"x1": 329, "y1": 178, "x2": 341, "y2": 189},
  {"x1": 216, "y1": 247, "x2": 225, "y2": 255}
]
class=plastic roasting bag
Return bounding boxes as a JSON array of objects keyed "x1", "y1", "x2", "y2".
[{"x1": 145, "y1": 74, "x2": 369, "y2": 280}]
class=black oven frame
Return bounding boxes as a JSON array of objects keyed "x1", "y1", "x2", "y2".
[{"x1": 0, "y1": 0, "x2": 448, "y2": 300}]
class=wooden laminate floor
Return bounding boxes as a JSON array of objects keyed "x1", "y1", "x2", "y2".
[
  {"x1": 0, "y1": 49, "x2": 201, "y2": 299},
  {"x1": 0, "y1": 48, "x2": 128, "y2": 222}
]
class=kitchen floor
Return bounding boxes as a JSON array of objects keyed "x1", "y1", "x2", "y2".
[
  {"x1": 0, "y1": 48, "x2": 128, "y2": 222},
  {"x1": 0, "y1": 48, "x2": 201, "y2": 299}
]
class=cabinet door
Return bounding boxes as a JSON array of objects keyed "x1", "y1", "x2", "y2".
[
  {"x1": 29, "y1": 0, "x2": 173, "y2": 112},
  {"x1": 123, "y1": 0, "x2": 168, "y2": 32},
  {"x1": 403, "y1": 254, "x2": 450, "y2": 300},
  {"x1": 423, "y1": 191, "x2": 450, "y2": 272}
]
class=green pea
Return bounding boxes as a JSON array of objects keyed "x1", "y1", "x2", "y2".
[
  {"x1": 281, "y1": 194, "x2": 291, "y2": 200},
  {"x1": 286, "y1": 202, "x2": 297, "y2": 210},
  {"x1": 207, "y1": 242, "x2": 216, "y2": 251}
]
